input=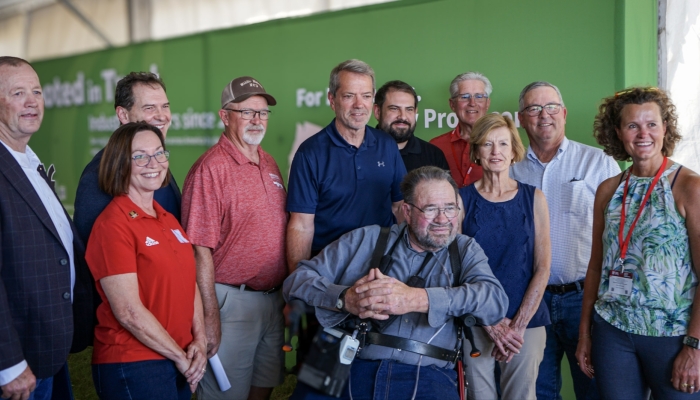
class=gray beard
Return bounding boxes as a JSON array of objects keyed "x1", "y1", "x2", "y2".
[{"x1": 243, "y1": 125, "x2": 266, "y2": 145}]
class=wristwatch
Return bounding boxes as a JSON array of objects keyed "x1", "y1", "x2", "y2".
[
  {"x1": 683, "y1": 335, "x2": 700, "y2": 349},
  {"x1": 336, "y1": 288, "x2": 349, "y2": 311}
]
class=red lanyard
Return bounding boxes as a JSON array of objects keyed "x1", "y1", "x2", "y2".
[
  {"x1": 450, "y1": 129, "x2": 471, "y2": 186},
  {"x1": 618, "y1": 157, "x2": 667, "y2": 264}
]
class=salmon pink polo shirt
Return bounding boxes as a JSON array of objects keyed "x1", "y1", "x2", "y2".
[{"x1": 181, "y1": 133, "x2": 287, "y2": 290}]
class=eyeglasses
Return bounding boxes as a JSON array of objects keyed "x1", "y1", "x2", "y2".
[
  {"x1": 452, "y1": 93, "x2": 489, "y2": 103},
  {"x1": 522, "y1": 103, "x2": 563, "y2": 117},
  {"x1": 132, "y1": 150, "x2": 169, "y2": 167},
  {"x1": 223, "y1": 109, "x2": 271, "y2": 120},
  {"x1": 408, "y1": 203, "x2": 460, "y2": 219}
]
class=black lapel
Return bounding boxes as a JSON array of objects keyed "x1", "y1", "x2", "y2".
[{"x1": 0, "y1": 144, "x2": 63, "y2": 244}]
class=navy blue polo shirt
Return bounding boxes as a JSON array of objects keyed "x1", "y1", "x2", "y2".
[{"x1": 287, "y1": 119, "x2": 406, "y2": 253}]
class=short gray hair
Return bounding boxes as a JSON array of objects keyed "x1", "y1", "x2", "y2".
[
  {"x1": 449, "y1": 71, "x2": 492, "y2": 98},
  {"x1": 329, "y1": 59, "x2": 375, "y2": 97},
  {"x1": 518, "y1": 81, "x2": 565, "y2": 110},
  {"x1": 401, "y1": 166, "x2": 458, "y2": 205}
]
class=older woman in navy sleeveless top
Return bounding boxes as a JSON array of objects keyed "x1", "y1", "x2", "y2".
[{"x1": 460, "y1": 113, "x2": 551, "y2": 400}]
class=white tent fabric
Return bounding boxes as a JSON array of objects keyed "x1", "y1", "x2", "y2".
[
  {"x1": 0, "y1": 0, "x2": 394, "y2": 61},
  {"x1": 664, "y1": 0, "x2": 700, "y2": 173}
]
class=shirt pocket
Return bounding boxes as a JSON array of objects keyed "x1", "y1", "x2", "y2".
[{"x1": 561, "y1": 180, "x2": 593, "y2": 215}]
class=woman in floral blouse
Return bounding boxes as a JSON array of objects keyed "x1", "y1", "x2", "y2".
[{"x1": 576, "y1": 87, "x2": 700, "y2": 399}]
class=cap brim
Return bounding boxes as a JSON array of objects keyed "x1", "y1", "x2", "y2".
[{"x1": 229, "y1": 92, "x2": 277, "y2": 106}]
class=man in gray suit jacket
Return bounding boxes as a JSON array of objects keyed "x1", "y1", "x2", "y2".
[{"x1": 0, "y1": 56, "x2": 93, "y2": 400}]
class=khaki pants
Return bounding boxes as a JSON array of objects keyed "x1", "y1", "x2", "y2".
[
  {"x1": 196, "y1": 284, "x2": 285, "y2": 400},
  {"x1": 463, "y1": 326, "x2": 546, "y2": 400}
]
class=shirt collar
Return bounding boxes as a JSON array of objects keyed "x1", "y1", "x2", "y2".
[
  {"x1": 325, "y1": 118, "x2": 377, "y2": 149},
  {"x1": 217, "y1": 133, "x2": 266, "y2": 168},
  {"x1": 450, "y1": 126, "x2": 466, "y2": 143},
  {"x1": 0, "y1": 140, "x2": 40, "y2": 169},
  {"x1": 401, "y1": 135, "x2": 421, "y2": 154},
  {"x1": 526, "y1": 137, "x2": 569, "y2": 163},
  {"x1": 112, "y1": 194, "x2": 167, "y2": 221}
]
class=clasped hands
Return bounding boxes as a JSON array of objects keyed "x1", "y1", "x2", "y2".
[
  {"x1": 483, "y1": 317, "x2": 525, "y2": 363},
  {"x1": 176, "y1": 339, "x2": 207, "y2": 393},
  {"x1": 343, "y1": 268, "x2": 428, "y2": 319}
]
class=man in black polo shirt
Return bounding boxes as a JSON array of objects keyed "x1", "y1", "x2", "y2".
[{"x1": 374, "y1": 80, "x2": 449, "y2": 172}]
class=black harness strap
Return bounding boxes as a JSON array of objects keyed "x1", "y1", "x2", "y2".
[
  {"x1": 370, "y1": 226, "x2": 392, "y2": 273},
  {"x1": 364, "y1": 332, "x2": 459, "y2": 363}
]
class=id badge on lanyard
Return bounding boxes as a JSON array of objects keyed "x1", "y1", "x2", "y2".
[
  {"x1": 608, "y1": 258, "x2": 633, "y2": 296},
  {"x1": 607, "y1": 157, "x2": 668, "y2": 297}
]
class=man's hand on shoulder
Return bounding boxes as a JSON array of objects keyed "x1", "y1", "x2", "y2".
[
  {"x1": 345, "y1": 268, "x2": 428, "y2": 319},
  {"x1": 1, "y1": 366, "x2": 36, "y2": 400}
]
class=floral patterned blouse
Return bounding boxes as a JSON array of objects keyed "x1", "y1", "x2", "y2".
[{"x1": 595, "y1": 163, "x2": 697, "y2": 336}]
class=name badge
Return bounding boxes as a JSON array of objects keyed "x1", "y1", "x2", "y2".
[{"x1": 608, "y1": 270, "x2": 633, "y2": 296}]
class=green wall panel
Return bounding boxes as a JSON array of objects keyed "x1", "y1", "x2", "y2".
[{"x1": 28, "y1": 0, "x2": 656, "y2": 217}]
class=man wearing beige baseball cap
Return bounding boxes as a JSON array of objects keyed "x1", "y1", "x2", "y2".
[{"x1": 182, "y1": 76, "x2": 287, "y2": 400}]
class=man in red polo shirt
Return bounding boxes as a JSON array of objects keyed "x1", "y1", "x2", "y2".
[
  {"x1": 430, "y1": 72, "x2": 492, "y2": 187},
  {"x1": 182, "y1": 76, "x2": 287, "y2": 400}
]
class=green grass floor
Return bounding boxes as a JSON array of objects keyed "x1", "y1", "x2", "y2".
[{"x1": 68, "y1": 346, "x2": 575, "y2": 399}]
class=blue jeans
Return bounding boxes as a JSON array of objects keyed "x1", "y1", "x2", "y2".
[
  {"x1": 52, "y1": 363, "x2": 74, "y2": 400},
  {"x1": 537, "y1": 289, "x2": 599, "y2": 400},
  {"x1": 92, "y1": 359, "x2": 191, "y2": 400},
  {"x1": 290, "y1": 358, "x2": 460, "y2": 400},
  {"x1": 591, "y1": 312, "x2": 693, "y2": 399}
]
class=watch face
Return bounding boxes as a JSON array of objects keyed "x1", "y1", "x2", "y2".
[{"x1": 685, "y1": 336, "x2": 700, "y2": 349}]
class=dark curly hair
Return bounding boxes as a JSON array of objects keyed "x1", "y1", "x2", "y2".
[{"x1": 593, "y1": 87, "x2": 680, "y2": 161}]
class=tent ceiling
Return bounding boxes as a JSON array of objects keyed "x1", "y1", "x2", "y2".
[{"x1": 0, "y1": 0, "x2": 395, "y2": 61}]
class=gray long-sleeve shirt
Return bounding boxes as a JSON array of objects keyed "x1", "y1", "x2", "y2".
[{"x1": 283, "y1": 223, "x2": 508, "y2": 368}]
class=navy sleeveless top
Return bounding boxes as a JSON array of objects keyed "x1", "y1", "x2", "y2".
[{"x1": 460, "y1": 181, "x2": 550, "y2": 328}]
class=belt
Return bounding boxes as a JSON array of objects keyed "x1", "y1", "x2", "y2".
[
  {"x1": 364, "y1": 332, "x2": 459, "y2": 363},
  {"x1": 546, "y1": 280, "x2": 584, "y2": 294},
  {"x1": 222, "y1": 283, "x2": 280, "y2": 294}
]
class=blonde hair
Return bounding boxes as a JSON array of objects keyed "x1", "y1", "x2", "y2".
[{"x1": 469, "y1": 113, "x2": 525, "y2": 165}]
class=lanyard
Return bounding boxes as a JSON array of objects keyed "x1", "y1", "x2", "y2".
[
  {"x1": 450, "y1": 129, "x2": 472, "y2": 186},
  {"x1": 617, "y1": 157, "x2": 667, "y2": 266}
]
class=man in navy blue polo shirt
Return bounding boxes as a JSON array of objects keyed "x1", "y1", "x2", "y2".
[{"x1": 286, "y1": 59, "x2": 406, "y2": 271}]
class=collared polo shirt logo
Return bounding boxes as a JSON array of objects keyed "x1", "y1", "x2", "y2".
[
  {"x1": 377, "y1": 161, "x2": 385, "y2": 167},
  {"x1": 269, "y1": 173, "x2": 284, "y2": 189},
  {"x1": 145, "y1": 237, "x2": 159, "y2": 246}
]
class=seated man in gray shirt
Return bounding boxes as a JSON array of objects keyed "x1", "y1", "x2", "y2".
[{"x1": 284, "y1": 166, "x2": 507, "y2": 400}]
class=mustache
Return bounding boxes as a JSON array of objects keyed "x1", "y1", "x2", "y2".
[
  {"x1": 245, "y1": 124, "x2": 265, "y2": 132},
  {"x1": 392, "y1": 119, "x2": 411, "y2": 126},
  {"x1": 429, "y1": 221, "x2": 454, "y2": 229}
]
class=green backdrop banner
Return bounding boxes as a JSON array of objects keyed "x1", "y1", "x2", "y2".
[{"x1": 29, "y1": 0, "x2": 656, "y2": 213}]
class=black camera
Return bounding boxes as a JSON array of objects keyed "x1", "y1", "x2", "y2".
[{"x1": 296, "y1": 327, "x2": 360, "y2": 397}]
